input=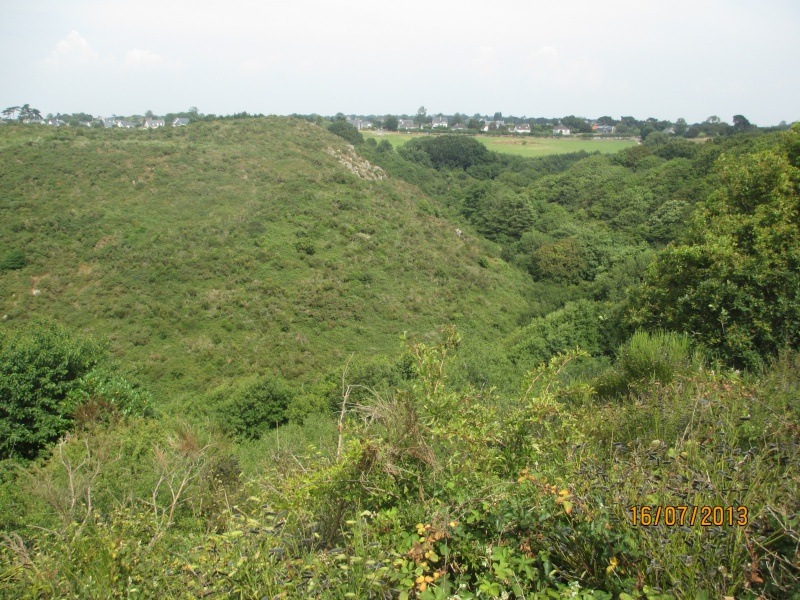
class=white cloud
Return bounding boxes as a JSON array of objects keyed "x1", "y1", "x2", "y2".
[
  {"x1": 43, "y1": 31, "x2": 101, "y2": 67},
  {"x1": 472, "y1": 46, "x2": 498, "y2": 76},
  {"x1": 124, "y1": 48, "x2": 172, "y2": 68}
]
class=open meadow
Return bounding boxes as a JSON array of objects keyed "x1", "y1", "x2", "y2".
[{"x1": 363, "y1": 130, "x2": 638, "y2": 157}]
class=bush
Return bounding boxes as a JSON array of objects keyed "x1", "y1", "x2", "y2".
[
  {"x1": 507, "y1": 300, "x2": 607, "y2": 366},
  {"x1": 530, "y1": 237, "x2": 589, "y2": 283},
  {"x1": 214, "y1": 375, "x2": 294, "y2": 440},
  {"x1": 327, "y1": 120, "x2": 363, "y2": 145},
  {"x1": 0, "y1": 249, "x2": 26, "y2": 271},
  {"x1": 0, "y1": 323, "x2": 104, "y2": 460},
  {"x1": 595, "y1": 330, "x2": 692, "y2": 398},
  {"x1": 294, "y1": 239, "x2": 316, "y2": 255},
  {"x1": 67, "y1": 367, "x2": 155, "y2": 425}
]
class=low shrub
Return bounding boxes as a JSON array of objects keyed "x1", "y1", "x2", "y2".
[
  {"x1": 213, "y1": 375, "x2": 294, "y2": 440},
  {"x1": 0, "y1": 249, "x2": 26, "y2": 270},
  {"x1": 595, "y1": 329, "x2": 693, "y2": 398}
]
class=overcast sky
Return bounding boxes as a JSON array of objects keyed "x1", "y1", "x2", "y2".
[{"x1": 2, "y1": 0, "x2": 798, "y2": 125}]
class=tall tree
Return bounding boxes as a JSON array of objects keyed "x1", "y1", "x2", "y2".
[
  {"x1": 384, "y1": 115, "x2": 398, "y2": 131},
  {"x1": 414, "y1": 106, "x2": 428, "y2": 126},
  {"x1": 2, "y1": 106, "x2": 20, "y2": 120},
  {"x1": 732, "y1": 114, "x2": 751, "y2": 131}
]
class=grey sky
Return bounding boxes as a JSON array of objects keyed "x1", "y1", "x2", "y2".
[{"x1": 2, "y1": 0, "x2": 798, "y2": 125}]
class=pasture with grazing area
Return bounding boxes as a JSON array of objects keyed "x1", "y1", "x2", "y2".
[{"x1": 364, "y1": 130, "x2": 638, "y2": 156}]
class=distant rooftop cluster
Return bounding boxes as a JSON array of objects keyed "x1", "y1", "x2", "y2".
[
  {"x1": 10, "y1": 116, "x2": 191, "y2": 129},
  {"x1": 0, "y1": 105, "x2": 197, "y2": 129}
]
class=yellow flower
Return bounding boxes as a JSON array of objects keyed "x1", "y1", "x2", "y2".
[{"x1": 606, "y1": 556, "x2": 618, "y2": 574}]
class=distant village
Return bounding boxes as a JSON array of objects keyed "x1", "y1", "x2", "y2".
[
  {"x1": 10, "y1": 116, "x2": 189, "y2": 129},
  {"x1": 347, "y1": 116, "x2": 615, "y2": 136},
  {"x1": 1, "y1": 104, "x2": 781, "y2": 139}
]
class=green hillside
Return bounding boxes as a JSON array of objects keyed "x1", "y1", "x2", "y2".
[
  {"x1": 0, "y1": 118, "x2": 532, "y2": 402},
  {"x1": 1, "y1": 121, "x2": 798, "y2": 599}
]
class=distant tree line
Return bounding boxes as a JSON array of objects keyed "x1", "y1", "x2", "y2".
[
  {"x1": 310, "y1": 109, "x2": 794, "y2": 139},
  {"x1": 4, "y1": 103, "x2": 793, "y2": 140}
]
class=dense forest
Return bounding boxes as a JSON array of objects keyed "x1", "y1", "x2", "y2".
[{"x1": 0, "y1": 117, "x2": 798, "y2": 599}]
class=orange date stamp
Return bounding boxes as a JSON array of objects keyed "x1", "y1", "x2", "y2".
[{"x1": 629, "y1": 505, "x2": 748, "y2": 527}]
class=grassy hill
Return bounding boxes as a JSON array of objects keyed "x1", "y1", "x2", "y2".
[{"x1": 0, "y1": 118, "x2": 534, "y2": 404}]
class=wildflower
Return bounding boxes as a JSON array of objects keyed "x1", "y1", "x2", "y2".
[{"x1": 606, "y1": 556, "x2": 618, "y2": 574}]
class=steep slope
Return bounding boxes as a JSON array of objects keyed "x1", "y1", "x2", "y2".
[{"x1": 0, "y1": 118, "x2": 533, "y2": 401}]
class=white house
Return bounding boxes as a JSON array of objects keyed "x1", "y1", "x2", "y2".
[
  {"x1": 513, "y1": 124, "x2": 531, "y2": 134},
  {"x1": 347, "y1": 118, "x2": 372, "y2": 130},
  {"x1": 172, "y1": 118, "x2": 190, "y2": 127},
  {"x1": 592, "y1": 124, "x2": 615, "y2": 134},
  {"x1": 553, "y1": 125, "x2": 571, "y2": 135},
  {"x1": 482, "y1": 120, "x2": 505, "y2": 132},
  {"x1": 144, "y1": 118, "x2": 165, "y2": 129},
  {"x1": 398, "y1": 119, "x2": 419, "y2": 130},
  {"x1": 431, "y1": 116, "x2": 448, "y2": 128}
]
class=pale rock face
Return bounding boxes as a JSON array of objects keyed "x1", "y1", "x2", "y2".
[{"x1": 326, "y1": 146, "x2": 386, "y2": 182}]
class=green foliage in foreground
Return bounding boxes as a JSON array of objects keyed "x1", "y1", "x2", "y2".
[
  {"x1": 630, "y1": 125, "x2": 800, "y2": 368},
  {"x1": 2, "y1": 329, "x2": 798, "y2": 598}
]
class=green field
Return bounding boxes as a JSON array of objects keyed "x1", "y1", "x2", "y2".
[{"x1": 363, "y1": 130, "x2": 638, "y2": 156}]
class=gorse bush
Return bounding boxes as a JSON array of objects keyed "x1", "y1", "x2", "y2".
[{"x1": 595, "y1": 329, "x2": 692, "y2": 398}]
